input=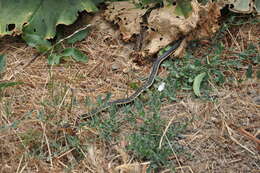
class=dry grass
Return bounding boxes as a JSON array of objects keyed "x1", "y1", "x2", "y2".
[{"x1": 0, "y1": 13, "x2": 259, "y2": 173}]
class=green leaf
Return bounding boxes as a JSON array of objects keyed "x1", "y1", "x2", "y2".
[
  {"x1": 257, "y1": 70, "x2": 260, "y2": 79},
  {"x1": 66, "y1": 28, "x2": 90, "y2": 44},
  {"x1": 0, "y1": 0, "x2": 40, "y2": 37},
  {"x1": 48, "y1": 53, "x2": 63, "y2": 65},
  {"x1": 0, "y1": 0, "x2": 102, "y2": 38},
  {"x1": 193, "y1": 72, "x2": 206, "y2": 97},
  {"x1": 104, "y1": 93, "x2": 112, "y2": 103},
  {"x1": 246, "y1": 65, "x2": 253, "y2": 78},
  {"x1": 212, "y1": 70, "x2": 225, "y2": 84},
  {"x1": 228, "y1": 0, "x2": 252, "y2": 13},
  {"x1": 255, "y1": 0, "x2": 260, "y2": 14},
  {"x1": 0, "y1": 81, "x2": 23, "y2": 90},
  {"x1": 22, "y1": 33, "x2": 51, "y2": 52},
  {"x1": 175, "y1": 0, "x2": 193, "y2": 18},
  {"x1": 0, "y1": 54, "x2": 6, "y2": 73},
  {"x1": 129, "y1": 82, "x2": 139, "y2": 89},
  {"x1": 48, "y1": 48, "x2": 88, "y2": 65},
  {"x1": 61, "y1": 48, "x2": 88, "y2": 63},
  {"x1": 158, "y1": 45, "x2": 172, "y2": 56}
]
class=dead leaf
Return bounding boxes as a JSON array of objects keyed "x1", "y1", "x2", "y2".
[
  {"x1": 104, "y1": 1, "x2": 222, "y2": 57},
  {"x1": 187, "y1": 2, "x2": 221, "y2": 41},
  {"x1": 104, "y1": 1, "x2": 146, "y2": 41},
  {"x1": 143, "y1": 2, "x2": 201, "y2": 55}
]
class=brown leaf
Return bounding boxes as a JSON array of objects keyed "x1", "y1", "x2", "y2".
[
  {"x1": 143, "y1": 1, "x2": 202, "y2": 55},
  {"x1": 104, "y1": 1, "x2": 222, "y2": 57},
  {"x1": 187, "y1": 2, "x2": 221, "y2": 41},
  {"x1": 104, "y1": 2, "x2": 146, "y2": 42}
]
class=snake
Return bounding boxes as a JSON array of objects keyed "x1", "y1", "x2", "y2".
[{"x1": 74, "y1": 37, "x2": 184, "y2": 125}]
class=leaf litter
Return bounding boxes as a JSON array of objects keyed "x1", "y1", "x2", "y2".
[
  {"x1": 104, "y1": 1, "x2": 221, "y2": 56},
  {"x1": 0, "y1": 1, "x2": 260, "y2": 172}
]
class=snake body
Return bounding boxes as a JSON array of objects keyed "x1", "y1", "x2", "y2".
[{"x1": 75, "y1": 37, "x2": 184, "y2": 124}]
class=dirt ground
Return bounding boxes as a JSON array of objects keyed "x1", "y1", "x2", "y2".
[{"x1": 0, "y1": 12, "x2": 259, "y2": 173}]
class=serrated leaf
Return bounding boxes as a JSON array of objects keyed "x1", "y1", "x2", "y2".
[
  {"x1": 175, "y1": 0, "x2": 192, "y2": 18},
  {"x1": 193, "y1": 72, "x2": 206, "y2": 97},
  {"x1": 48, "y1": 53, "x2": 63, "y2": 65},
  {"x1": 61, "y1": 48, "x2": 88, "y2": 63},
  {"x1": 0, "y1": 54, "x2": 6, "y2": 73},
  {"x1": 0, "y1": 81, "x2": 23, "y2": 90},
  {"x1": 22, "y1": 33, "x2": 51, "y2": 52},
  {"x1": 66, "y1": 28, "x2": 90, "y2": 44}
]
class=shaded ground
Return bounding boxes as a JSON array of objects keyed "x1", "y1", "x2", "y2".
[{"x1": 0, "y1": 12, "x2": 259, "y2": 173}]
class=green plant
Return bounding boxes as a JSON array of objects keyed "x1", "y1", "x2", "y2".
[
  {"x1": 22, "y1": 26, "x2": 90, "y2": 65},
  {"x1": 0, "y1": 54, "x2": 6, "y2": 73},
  {"x1": 136, "y1": 0, "x2": 193, "y2": 18},
  {"x1": 0, "y1": 81, "x2": 24, "y2": 91},
  {"x1": 160, "y1": 31, "x2": 259, "y2": 100},
  {"x1": 0, "y1": 1, "x2": 97, "y2": 66},
  {"x1": 0, "y1": 0, "x2": 102, "y2": 38},
  {"x1": 123, "y1": 20, "x2": 259, "y2": 170},
  {"x1": 82, "y1": 107, "x2": 121, "y2": 141},
  {"x1": 128, "y1": 114, "x2": 187, "y2": 171},
  {"x1": 0, "y1": 54, "x2": 24, "y2": 93}
]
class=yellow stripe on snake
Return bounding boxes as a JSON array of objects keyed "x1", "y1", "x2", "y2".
[{"x1": 74, "y1": 37, "x2": 184, "y2": 125}]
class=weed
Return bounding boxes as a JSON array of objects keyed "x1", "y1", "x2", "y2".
[
  {"x1": 2, "y1": 100, "x2": 12, "y2": 118},
  {"x1": 160, "y1": 31, "x2": 259, "y2": 100},
  {"x1": 83, "y1": 108, "x2": 121, "y2": 141},
  {"x1": 128, "y1": 114, "x2": 187, "y2": 170},
  {"x1": 122, "y1": 17, "x2": 259, "y2": 170},
  {"x1": 75, "y1": 17, "x2": 258, "y2": 170},
  {"x1": 19, "y1": 129, "x2": 42, "y2": 155}
]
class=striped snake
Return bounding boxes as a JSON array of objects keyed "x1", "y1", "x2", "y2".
[{"x1": 74, "y1": 37, "x2": 184, "y2": 125}]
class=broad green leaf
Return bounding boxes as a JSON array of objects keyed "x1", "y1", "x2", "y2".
[
  {"x1": 228, "y1": 0, "x2": 252, "y2": 13},
  {"x1": 22, "y1": 33, "x2": 51, "y2": 52},
  {"x1": 48, "y1": 54, "x2": 63, "y2": 65},
  {"x1": 256, "y1": 0, "x2": 260, "y2": 14},
  {"x1": 61, "y1": 48, "x2": 88, "y2": 63},
  {"x1": 66, "y1": 28, "x2": 90, "y2": 44},
  {"x1": 0, "y1": 81, "x2": 23, "y2": 90},
  {"x1": 0, "y1": 54, "x2": 6, "y2": 73},
  {"x1": 48, "y1": 48, "x2": 88, "y2": 65},
  {"x1": 0, "y1": 0, "x2": 102, "y2": 38},
  {"x1": 193, "y1": 72, "x2": 206, "y2": 97},
  {"x1": 0, "y1": 0, "x2": 40, "y2": 36},
  {"x1": 175, "y1": 0, "x2": 192, "y2": 18}
]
